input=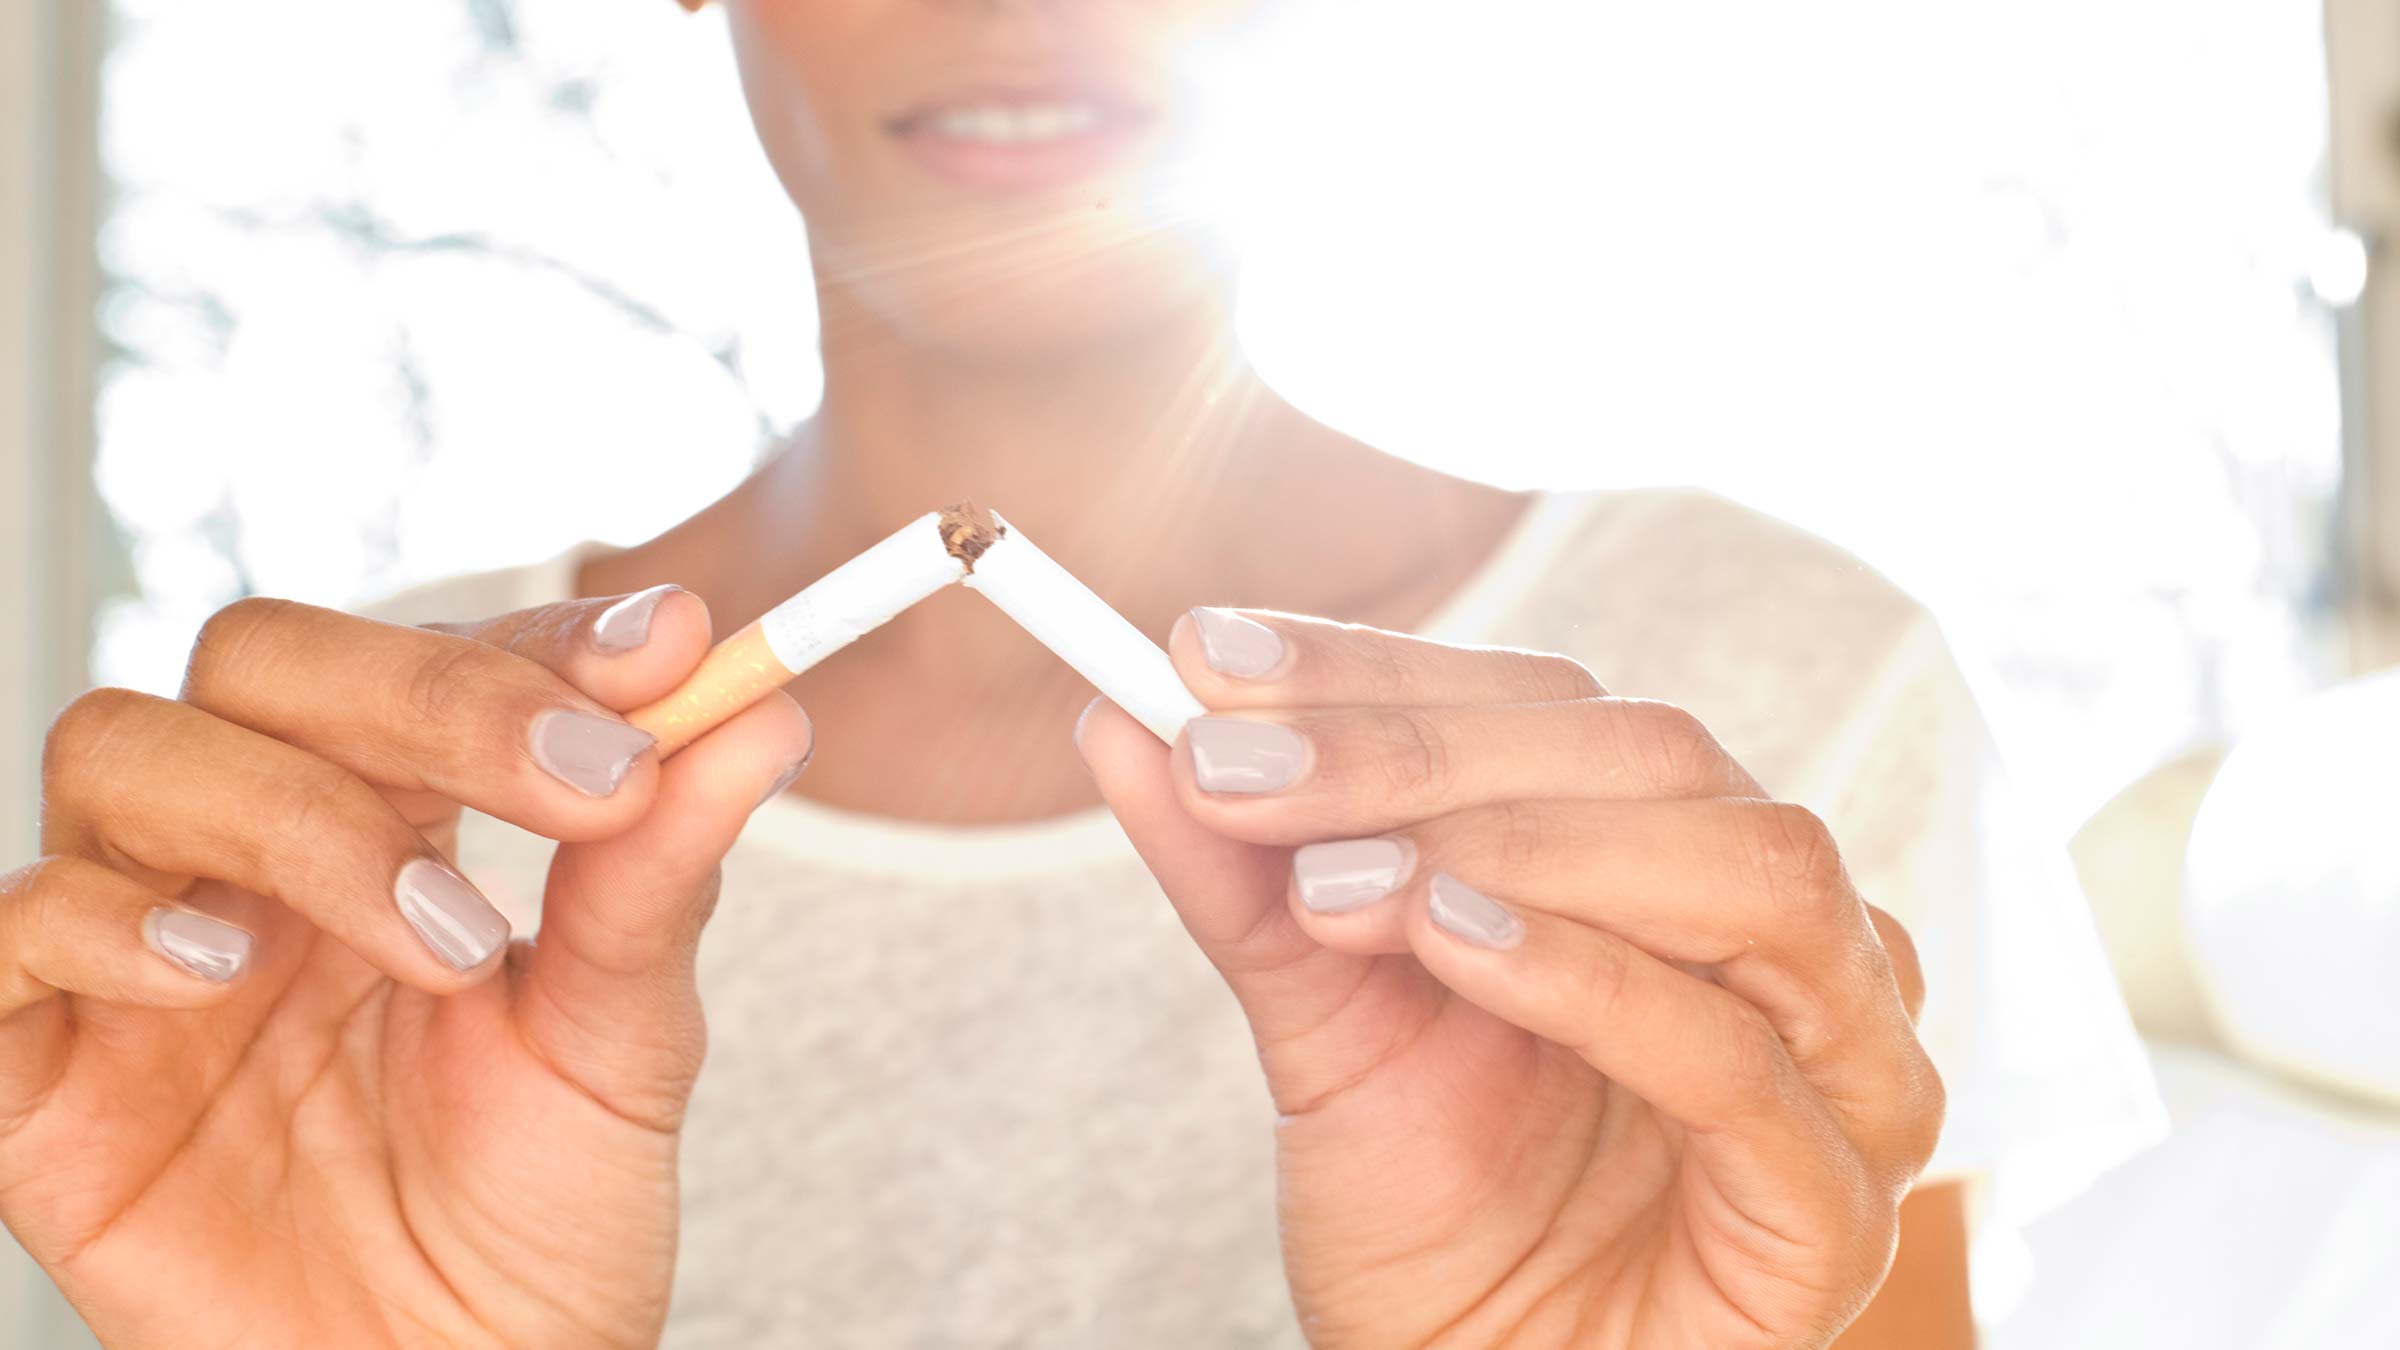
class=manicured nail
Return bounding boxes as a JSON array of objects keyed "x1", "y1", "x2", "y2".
[
  {"x1": 1429, "y1": 874, "x2": 1524, "y2": 951},
  {"x1": 531, "y1": 710, "x2": 655, "y2": 797},
  {"x1": 1294, "y1": 838, "x2": 1415, "y2": 914},
  {"x1": 1192, "y1": 607, "x2": 1285, "y2": 679},
  {"x1": 1187, "y1": 717, "x2": 1308, "y2": 794},
  {"x1": 755, "y1": 754, "x2": 809, "y2": 810},
  {"x1": 1072, "y1": 696, "x2": 1106, "y2": 755},
  {"x1": 592, "y1": 585, "x2": 678, "y2": 653},
  {"x1": 142, "y1": 907, "x2": 252, "y2": 983},
  {"x1": 394, "y1": 858, "x2": 510, "y2": 971}
]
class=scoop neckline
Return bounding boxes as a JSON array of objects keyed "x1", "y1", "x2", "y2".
[{"x1": 676, "y1": 489, "x2": 1602, "y2": 879}]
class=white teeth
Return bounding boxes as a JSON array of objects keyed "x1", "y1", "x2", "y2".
[{"x1": 922, "y1": 103, "x2": 1106, "y2": 145}]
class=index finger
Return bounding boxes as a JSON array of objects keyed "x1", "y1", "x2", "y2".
[
  {"x1": 427, "y1": 583, "x2": 714, "y2": 713},
  {"x1": 1169, "y1": 698, "x2": 1765, "y2": 846},
  {"x1": 1169, "y1": 608, "x2": 1608, "y2": 710},
  {"x1": 183, "y1": 598, "x2": 668, "y2": 843}
]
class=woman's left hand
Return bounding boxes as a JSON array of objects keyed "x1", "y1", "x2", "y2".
[{"x1": 1080, "y1": 610, "x2": 1944, "y2": 1349}]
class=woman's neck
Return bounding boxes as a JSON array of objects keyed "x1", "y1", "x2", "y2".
[
  {"x1": 587, "y1": 291, "x2": 1526, "y2": 823},
  {"x1": 809, "y1": 292, "x2": 1262, "y2": 548}
]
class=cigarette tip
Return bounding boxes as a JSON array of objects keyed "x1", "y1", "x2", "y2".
[{"x1": 938, "y1": 502, "x2": 1006, "y2": 570}]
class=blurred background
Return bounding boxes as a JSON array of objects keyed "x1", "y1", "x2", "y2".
[{"x1": 4, "y1": 0, "x2": 2399, "y2": 1343}]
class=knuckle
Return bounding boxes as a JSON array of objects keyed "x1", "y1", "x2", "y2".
[
  {"x1": 1894, "y1": 1043, "x2": 1948, "y2": 1172},
  {"x1": 1720, "y1": 1003, "x2": 1792, "y2": 1114},
  {"x1": 1907, "y1": 1098, "x2": 1947, "y2": 1176},
  {"x1": 1487, "y1": 800, "x2": 1552, "y2": 872},
  {"x1": 251, "y1": 757, "x2": 369, "y2": 861},
  {"x1": 43, "y1": 687, "x2": 155, "y2": 785},
  {"x1": 1554, "y1": 656, "x2": 1607, "y2": 700},
  {"x1": 471, "y1": 600, "x2": 581, "y2": 663},
  {"x1": 396, "y1": 637, "x2": 513, "y2": 731},
  {"x1": 0, "y1": 858, "x2": 85, "y2": 992},
  {"x1": 1914, "y1": 1091, "x2": 1948, "y2": 1172},
  {"x1": 184, "y1": 596, "x2": 302, "y2": 701},
  {"x1": 1840, "y1": 1025, "x2": 1948, "y2": 1183},
  {"x1": 1616, "y1": 700, "x2": 1727, "y2": 796},
  {"x1": 1870, "y1": 904, "x2": 1926, "y2": 992},
  {"x1": 1746, "y1": 801, "x2": 1851, "y2": 921},
  {"x1": 2, "y1": 857, "x2": 78, "y2": 919},
  {"x1": 1566, "y1": 936, "x2": 1636, "y2": 1054},
  {"x1": 1516, "y1": 649, "x2": 1605, "y2": 702},
  {"x1": 0, "y1": 877, "x2": 47, "y2": 1011},
  {"x1": 1366, "y1": 707, "x2": 1454, "y2": 802},
  {"x1": 1355, "y1": 632, "x2": 1422, "y2": 704},
  {"x1": 13, "y1": 865, "x2": 84, "y2": 951}
]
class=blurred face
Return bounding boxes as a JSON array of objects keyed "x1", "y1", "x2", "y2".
[{"x1": 724, "y1": 0, "x2": 1268, "y2": 360}]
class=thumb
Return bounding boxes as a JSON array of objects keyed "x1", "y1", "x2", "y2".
[
  {"x1": 1079, "y1": 700, "x2": 1413, "y2": 1112},
  {"x1": 517, "y1": 691, "x2": 812, "y2": 1130}
]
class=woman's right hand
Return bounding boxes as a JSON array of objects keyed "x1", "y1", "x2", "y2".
[{"x1": 0, "y1": 591, "x2": 811, "y2": 1349}]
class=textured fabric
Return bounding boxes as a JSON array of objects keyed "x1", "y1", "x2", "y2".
[{"x1": 364, "y1": 488, "x2": 2163, "y2": 1345}]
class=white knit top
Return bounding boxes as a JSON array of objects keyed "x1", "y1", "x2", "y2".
[{"x1": 368, "y1": 488, "x2": 2162, "y2": 1345}]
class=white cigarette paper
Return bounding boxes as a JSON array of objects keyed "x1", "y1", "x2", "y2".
[
  {"x1": 964, "y1": 512, "x2": 1206, "y2": 743},
  {"x1": 758, "y1": 512, "x2": 965, "y2": 674},
  {"x1": 632, "y1": 504, "x2": 1203, "y2": 756}
]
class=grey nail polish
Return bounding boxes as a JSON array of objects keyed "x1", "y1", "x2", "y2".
[
  {"x1": 1187, "y1": 717, "x2": 1308, "y2": 794},
  {"x1": 394, "y1": 858, "x2": 510, "y2": 971},
  {"x1": 593, "y1": 585, "x2": 677, "y2": 653},
  {"x1": 1294, "y1": 838, "x2": 1415, "y2": 914},
  {"x1": 1071, "y1": 696, "x2": 1105, "y2": 755},
  {"x1": 1429, "y1": 874, "x2": 1524, "y2": 951},
  {"x1": 142, "y1": 908, "x2": 252, "y2": 983},
  {"x1": 1192, "y1": 607, "x2": 1285, "y2": 679},
  {"x1": 531, "y1": 710, "x2": 655, "y2": 797},
  {"x1": 755, "y1": 754, "x2": 809, "y2": 810}
]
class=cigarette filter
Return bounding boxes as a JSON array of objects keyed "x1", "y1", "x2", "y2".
[{"x1": 627, "y1": 513, "x2": 963, "y2": 755}]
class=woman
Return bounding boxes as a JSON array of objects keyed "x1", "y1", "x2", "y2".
[{"x1": 0, "y1": 0, "x2": 2154, "y2": 1345}]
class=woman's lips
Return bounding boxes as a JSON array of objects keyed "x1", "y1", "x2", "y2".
[{"x1": 885, "y1": 93, "x2": 1157, "y2": 194}]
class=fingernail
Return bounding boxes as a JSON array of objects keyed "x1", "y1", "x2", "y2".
[
  {"x1": 394, "y1": 858, "x2": 510, "y2": 971},
  {"x1": 1072, "y1": 696, "x2": 1106, "y2": 755},
  {"x1": 755, "y1": 753, "x2": 809, "y2": 810},
  {"x1": 1187, "y1": 717, "x2": 1308, "y2": 794},
  {"x1": 1429, "y1": 874, "x2": 1524, "y2": 951},
  {"x1": 1192, "y1": 607, "x2": 1285, "y2": 679},
  {"x1": 142, "y1": 907, "x2": 252, "y2": 983},
  {"x1": 1294, "y1": 838, "x2": 1415, "y2": 914},
  {"x1": 531, "y1": 709, "x2": 655, "y2": 797},
  {"x1": 592, "y1": 585, "x2": 679, "y2": 653}
]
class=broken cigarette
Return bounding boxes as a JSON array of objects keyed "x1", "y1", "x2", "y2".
[
  {"x1": 966, "y1": 510, "x2": 1205, "y2": 744},
  {"x1": 626, "y1": 504, "x2": 1204, "y2": 756}
]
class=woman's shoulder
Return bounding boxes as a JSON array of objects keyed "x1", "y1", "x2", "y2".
[
  {"x1": 1500, "y1": 486, "x2": 1932, "y2": 664},
  {"x1": 1494, "y1": 487, "x2": 1953, "y2": 802}
]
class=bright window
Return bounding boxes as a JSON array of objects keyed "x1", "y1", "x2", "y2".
[{"x1": 95, "y1": 0, "x2": 2343, "y2": 829}]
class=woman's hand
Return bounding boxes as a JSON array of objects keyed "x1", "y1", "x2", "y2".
[
  {"x1": 0, "y1": 591, "x2": 811, "y2": 1349},
  {"x1": 1080, "y1": 610, "x2": 1943, "y2": 1349}
]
